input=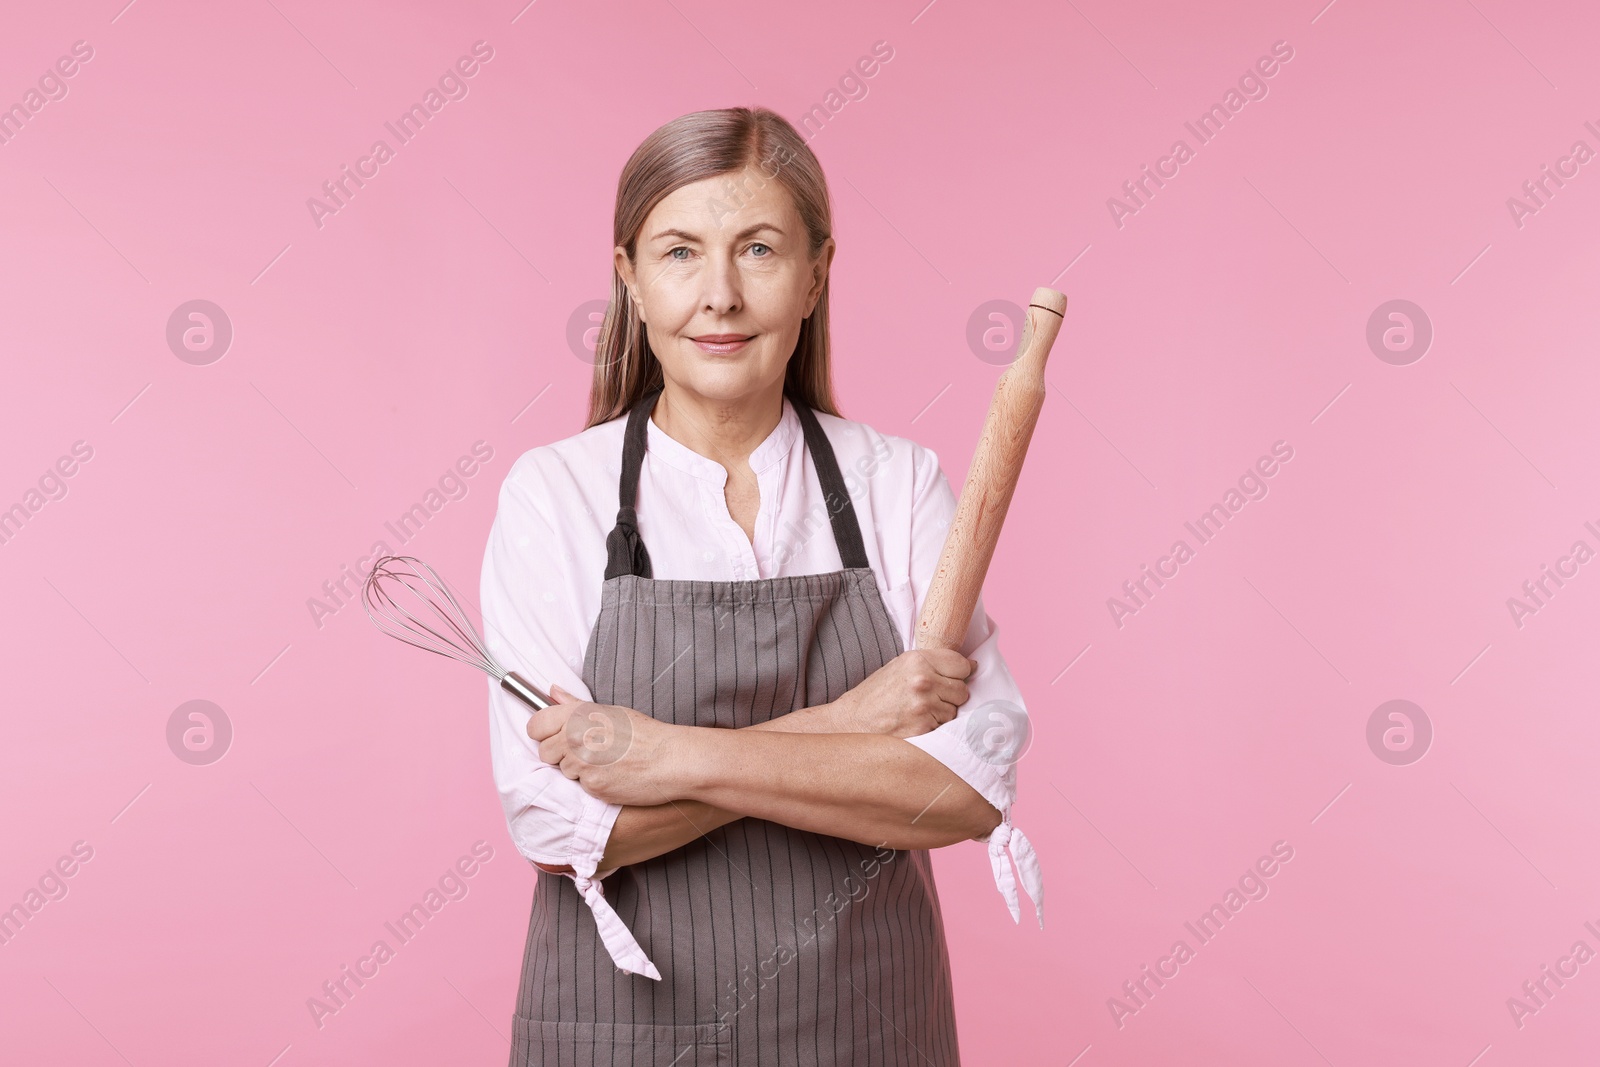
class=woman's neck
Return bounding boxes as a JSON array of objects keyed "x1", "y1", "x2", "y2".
[{"x1": 651, "y1": 380, "x2": 786, "y2": 469}]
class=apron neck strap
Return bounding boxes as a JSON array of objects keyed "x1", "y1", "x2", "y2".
[
  {"x1": 788, "y1": 385, "x2": 871, "y2": 572},
  {"x1": 604, "y1": 382, "x2": 871, "y2": 579}
]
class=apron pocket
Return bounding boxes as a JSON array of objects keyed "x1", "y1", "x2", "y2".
[{"x1": 510, "y1": 1015, "x2": 732, "y2": 1066}]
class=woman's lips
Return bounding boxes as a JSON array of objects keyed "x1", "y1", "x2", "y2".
[{"x1": 691, "y1": 335, "x2": 752, "y2": 354}]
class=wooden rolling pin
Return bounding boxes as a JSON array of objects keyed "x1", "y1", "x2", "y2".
[{"x1": 915, "y1": 287, "x2": 1067, "y2": 652}]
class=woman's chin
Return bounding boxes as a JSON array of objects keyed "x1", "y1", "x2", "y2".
[{"x1": 667, "y1": 361, "x2": 781, "y2": 402}]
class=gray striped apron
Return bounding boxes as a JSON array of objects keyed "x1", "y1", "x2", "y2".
[{"x1": 509, "y1": 383, "x2": 962, "y2": 1066}]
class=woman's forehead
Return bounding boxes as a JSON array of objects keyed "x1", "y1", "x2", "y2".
[{"x1": 644, "y1": 167, "x2": 799, "y2": 239}]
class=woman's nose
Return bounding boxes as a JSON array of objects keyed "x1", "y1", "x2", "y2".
[{"x1": 699, "y1": 253, "x2": 743, "y2": 314}]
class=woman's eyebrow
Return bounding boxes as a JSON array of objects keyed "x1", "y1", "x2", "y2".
[{"x1": 649, "y1": 223, "x2": 784, "y2": 243}]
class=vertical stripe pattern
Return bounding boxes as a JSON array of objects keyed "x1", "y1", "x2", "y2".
[{"x1": 507, "y1": 386, "x2": 961, "y2": 1066}]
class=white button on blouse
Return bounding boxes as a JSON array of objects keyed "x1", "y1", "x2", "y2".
[{"x1": 479, "y1": 394, "x2": 1044, "y2": 978}]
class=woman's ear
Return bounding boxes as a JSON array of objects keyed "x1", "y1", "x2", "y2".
[
  {"x1": 804, "y1": 237, "x2": 836, "y2": 315},
  {"x1": 614, "y1": 247, "x2": 646, "y2": 322}
]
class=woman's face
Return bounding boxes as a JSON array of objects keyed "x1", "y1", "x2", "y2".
[{"x1": 616, "y1": 163, "x2": 833, "y2": 407}]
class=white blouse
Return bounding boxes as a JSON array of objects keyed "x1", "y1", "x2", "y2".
[{"x1": 478, "y1": 392, "x2": 1044, "y2": 979}]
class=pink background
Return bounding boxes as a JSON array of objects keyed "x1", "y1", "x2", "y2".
[{"x1": 3, "y1": 0, "x2": 1598, "y2": 1063}]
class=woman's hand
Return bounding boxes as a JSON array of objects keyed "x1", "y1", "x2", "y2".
[
  {"x1": 526, "y1": 685, "x2": 685, "y2": 807},
  {"x1": 830, "y1": 649, "x2": 977, "y2": 738}
]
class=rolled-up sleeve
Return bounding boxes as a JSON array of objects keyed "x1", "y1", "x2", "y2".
[
  {"x1": 897, "y1": 443, "x2": 1045, "y2": 928},
  {"x1": 481, "y1": 455, "x2": 661, "y2": 979}
]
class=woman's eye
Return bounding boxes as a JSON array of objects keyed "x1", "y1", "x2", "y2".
[
  {"x1": 749, "y1": 243, "x2": 771, "y2": 257},
  {"x1": 669, "y1": 247, "x2": 691, "y2": 261}
]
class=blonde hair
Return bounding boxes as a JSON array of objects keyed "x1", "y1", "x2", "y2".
[{"x1": 585, "y1": 106, "x2": 841, "y2": 428}]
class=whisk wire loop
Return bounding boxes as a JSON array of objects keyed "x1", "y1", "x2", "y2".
[{"x1": 361, "y1": 555, "x2": 507, "y2": 680}]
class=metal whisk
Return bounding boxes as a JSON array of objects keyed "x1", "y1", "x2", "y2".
[{"x1": 361, "y1": 554, "x2": 552, "y2": 710}]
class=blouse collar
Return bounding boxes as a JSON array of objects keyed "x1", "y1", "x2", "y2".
[{"x1": 644, "y1": 393, "x2": 802, "y2": 484}]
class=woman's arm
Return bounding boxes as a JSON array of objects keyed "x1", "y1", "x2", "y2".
[
  {"x1": 549, "y1": 697, "x2": 851, "y2": 874},
  {"x1": 549, "y1": 711, "x2": 1001, "y2": 875},
  {"x1": 647, "y1": 646, "x2": 1003, "y2": 850},
  {"x1": 532, "y1": 647, "x2": 1002, "y2": 862},
  {"x1": 547, "y1": 646, "x2": 985, "y2": 870},
  {"x1": 535, "y1": 708, "x2": 1000, "y2": 861},
  {"x1": 668, "y1": 728, "x2": 1002, "y2": 850}
]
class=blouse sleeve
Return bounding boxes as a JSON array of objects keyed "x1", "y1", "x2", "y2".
[
  {"x1": 897, "y1": 442, "x2": 1045, "y2": 928},
  {"x1": 480, "y1": 454, "x2": 662, "y2": 979}
]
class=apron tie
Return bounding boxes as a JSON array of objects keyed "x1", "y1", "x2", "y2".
[
  {"x1": 604, "y1": 388, "x2": 661, "y2": 581},
  {"x1": 571, "y1": 870, "x2": 663, "y2": 981},
  {"x1": 604, "y1": 505, "x2": 653, "y2": 580},
  {"x1": 987, "y1": 814, "x2": 1044, "y2": 928}
]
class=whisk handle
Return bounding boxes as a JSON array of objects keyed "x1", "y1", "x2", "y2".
[{"x1": 501, "y1": 671, "x2": 553, "y2": 711}]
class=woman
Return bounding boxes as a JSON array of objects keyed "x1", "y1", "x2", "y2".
[{"x1": 480, "y1": 106, "x2": 1043, "y2": 1066}]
